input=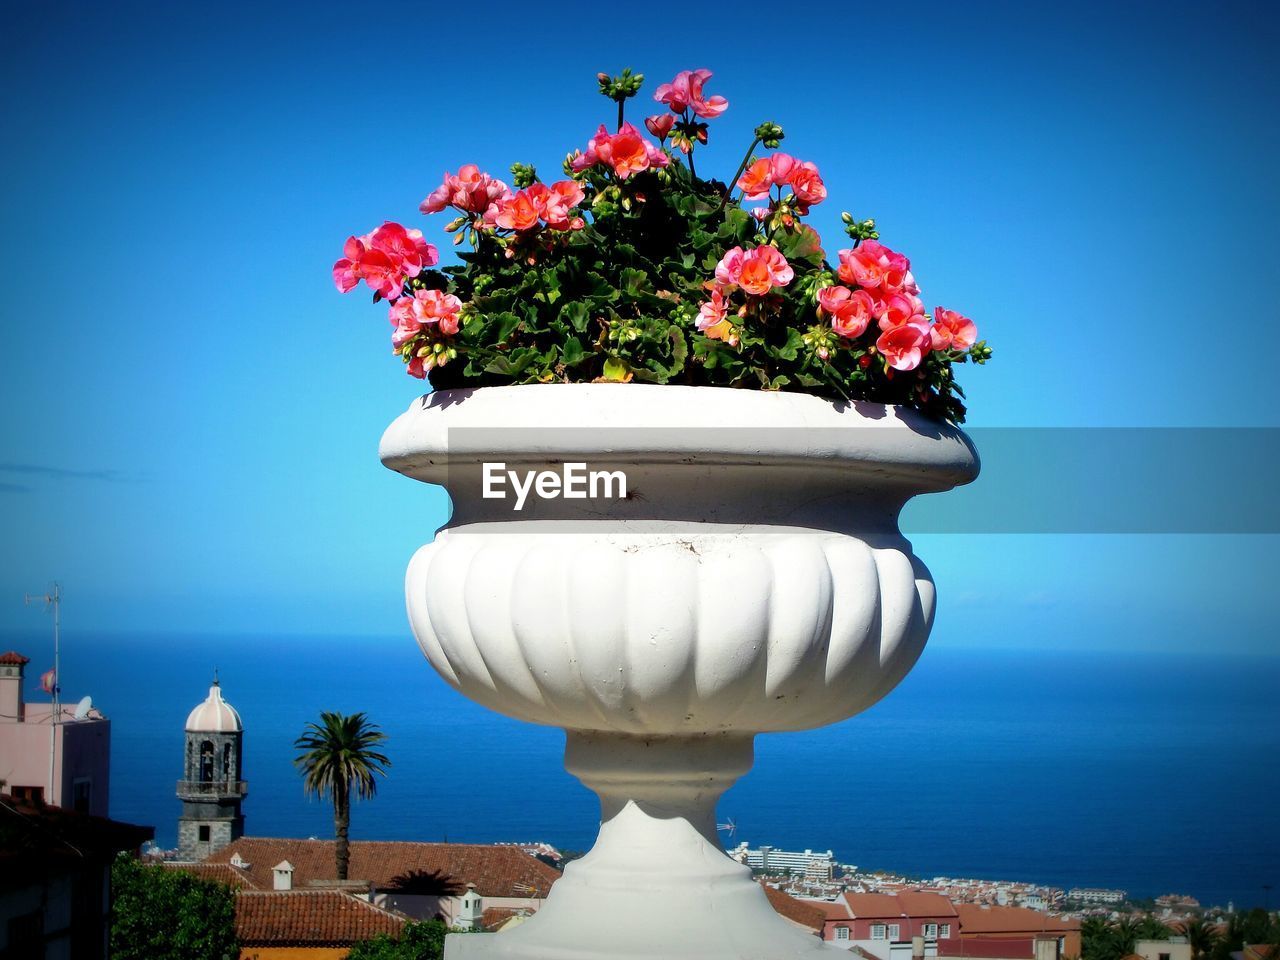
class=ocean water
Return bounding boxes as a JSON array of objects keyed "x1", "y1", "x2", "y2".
[{"x1": 11, "y1": 632, "x2": 1278, "y2": 910}]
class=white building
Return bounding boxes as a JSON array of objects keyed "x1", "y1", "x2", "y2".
[
  {"x1": 1067, "y1": 888, "x2": 1127, "y2": 905},
  {"x1": 731, "y1": 842, "x2": 835, "y2": 879}
]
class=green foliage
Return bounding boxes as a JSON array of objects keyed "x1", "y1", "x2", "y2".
[
  {"x1": 1081, "y1": 915, "x2": 1179, "y2": 960},
  {"x1": 346, "y1": 919, "x2": 449, "y2": 960},
  {"x1": 1209, "y1": 909, "x2": 1280, "y2": 960},
  {"x1": 109, "y1": 854, "x2": 239, "y2": 960}
]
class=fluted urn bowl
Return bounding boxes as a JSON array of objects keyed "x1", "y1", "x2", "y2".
[{"x1": 380, "y1": 383, "x2": 977, "y2": 960}]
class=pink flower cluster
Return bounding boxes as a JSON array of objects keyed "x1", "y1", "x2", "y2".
[
  {"x1": 816, "y1": 240, "x2": 977, "y2": 371},
  {"x1": 653, "y1": 69, "x2": 728, "y2": 118},
  {"x1": 572, "y1": 123, "x2": 670, "y2": 180},
  {"x1": 737, "y1": 154, "x2": 827, "y2": 211},
  {"x1": 715, "y1": 245, "x2": 794, "y2": 296},
  {"x1": 389, "y1": 289, "x2": 463, "y2": 379},
  {"x1": 333, "y1": 222, "x2": 438, "y2": 301},
  {"x1": 489, "y1": 181, "x2": 586, "y2": 232},
  {"x1": 697, "y1": 245, "x2": 795, "y2": 344},
  {"x1": 420, "y1": 164, "x2": 512, "y2": 216}
]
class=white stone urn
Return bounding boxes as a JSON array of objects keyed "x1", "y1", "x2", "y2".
[{"x1": 380, "y1": 384, "x2": 978, "y2": 960}]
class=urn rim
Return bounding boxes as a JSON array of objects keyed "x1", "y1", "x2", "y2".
[{"x1": 379, "y1": 383, "x2": 979, "y2": 493}]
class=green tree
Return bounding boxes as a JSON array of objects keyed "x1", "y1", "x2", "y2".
[
  {"x1": 294, "y1": 710, "x2": 391, "y2": 880},
  {"x1": 1211, "y1": 909, "x2": 1280, "y2": 960},
  {"x1": 346, "y1": 919, "x2": 449, "y2": 960},
  {"x1": 1183, "y1": 917, "x2": 1221, "y2": 960},
  {"x1": 109, "y1": 854, "x2": 238, "y2": 960}
]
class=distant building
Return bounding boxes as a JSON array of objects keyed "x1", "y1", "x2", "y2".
[
  {"x1": 0, "y1": 651, "x2": 110, "y2": 816},
  {"x1": 176, "y1": 678, "x2": 247, "y2": 861},
  {"x1": 234, "y1": 889, "x2": 406, "y2": 959},
  {"x1": 0, "y1": 792, "x2": 153, "y2": 959},
  {"x1": 199, "y1": 837, "x2": 561, "y2": 926},
  {"x1": 731, "y1": 842, "x2": 835, "y2": 879},
  {"x1": 1135, "y1": 938, "x2": 1192, "y2": 960},
  {"x1": 822, "y1": 891, "x2": 959, "y2": 958},
  {"x1": 802, "y1": 892, "x2": 1080, "y2": 960},
  {"x1": 1067, "y1": 887, "x2": 1127, "y2": 905},
  {"x1": 955, "y1": 904, "x2": 1081, "y2": 959}
]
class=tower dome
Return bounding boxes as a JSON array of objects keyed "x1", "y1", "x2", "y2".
[{"x1": 185, "y1": 679, "x2": 242, "y2": 733}]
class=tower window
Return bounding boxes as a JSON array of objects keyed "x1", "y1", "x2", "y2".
[
  {"x1": 199, "y1": 741, "x2": 214, "y2": 782},
  {"x1": 199, "y1": 825, "x2": 211, "y2": 842},
  {"x1": 223, "y1": 742, "x2": 232, "y2": 779}
]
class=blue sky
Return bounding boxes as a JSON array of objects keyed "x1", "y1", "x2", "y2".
[{"x1": 1, "y1": 1, "x2": 1277, "y2": 654}]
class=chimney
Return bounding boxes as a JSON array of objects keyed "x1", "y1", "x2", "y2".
[
  {"x1": 0, "y1": 652, "x2": 29, "y2": 723},
  {"x1": 273, "y1": 860, "x2": 295, "y2": 891},
  {"x1": 913, "y1": 936, "x2": 926, "y2": 960},
  {"x1": 459, "y1": 882, "x2": 483, "y2": 930}
]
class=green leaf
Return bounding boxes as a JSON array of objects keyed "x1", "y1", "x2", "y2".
[
  {"x1": 561, "y1": 337, "x2": 587, "y2": 366},
  {"x1": 619, "y1": 267, "x2": 652, "y2": 297},
  {"x1": 559, "y1": 301, "x2": 591, "y2": 333},
  {"x1": 601, "y1": 356, "x2": 632, "y2": 382}
]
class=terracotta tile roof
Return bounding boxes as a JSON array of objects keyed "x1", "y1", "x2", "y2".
[
  {"x1": 235, "y1": 890, "x2": 406, "y2": 946},
  {"x1": 844, "y1": 892, "x2": 910, "y2": 918},
  {"x1": 898, "y1": 891, "x2": 960, "y2": 917},
  {"x1": 0, "y1": 651, "x2": 30, "y2": 665},
  {"x1": 955, "y1": 904, "x2": 1080, "y2": 934},
  {"x1": 161, "y1": 861, "x2": 258, "y2": 889},
  {"x1": 760, "y1": 883, "x2": 827, "y2": 935},
  {"x1": 808, "y1": 899, "x2": 853, "y2": 921},
  {"x1": 206, "y1": 837, "x2": 560, "y2": 899}
]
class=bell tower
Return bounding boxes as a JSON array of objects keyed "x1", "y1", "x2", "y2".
[{"x1": 176, "y1": 676, "x2": 247, "y2": 861}]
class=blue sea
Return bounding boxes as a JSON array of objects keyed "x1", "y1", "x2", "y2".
[{"x1": 11, "y1": 632, "x2": 1278, "y2": 910}]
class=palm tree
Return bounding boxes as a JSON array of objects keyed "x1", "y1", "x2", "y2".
[
  {"x1": 294, "y1": 711, "x2": 391, "y2": 880},
  {"x1": 1182, "y1": 917, "x2": 1221, "y2": 960}
]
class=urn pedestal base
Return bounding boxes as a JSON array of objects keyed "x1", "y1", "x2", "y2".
[{"x1": 445, "y1": 732, "x2": 840, "y2": 960}]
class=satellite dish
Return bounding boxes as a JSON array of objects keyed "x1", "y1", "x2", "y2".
[{"x1": 73, "y1": 695, "x2": 92, "y2": 720}]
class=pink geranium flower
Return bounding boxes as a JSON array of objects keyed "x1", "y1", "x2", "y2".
[
  {"x1": 876, "y1": 322, "x2": 932, "y2": 371},
  {"x1": 818, "y1": 285, "x2": 876, "y2": 340},
  {"x1": 737, "y1": 158, "x2": 774, "y2": 200},
  {"x1": 879, "y1": 292, "x2": 928, "y2": 331},
  {"x1": 368, "y1": 222, "x2": 437, "y2": 279},
  {"x1": 837, "y1": 240, "x2": 912, "y2": 295},
  {"x1": 489, "y1": 180, "x2": 585, "y2": 232},
  {"x1": 539, "y1": 180, "x2": 586, "y2": 230},
  {"x1": 573, "y1": 123, "x2": 669, "y2": 180},
  {"x1": 420, "y1": 165, "x2": 511, "y2": 215},
  {"x1": 717, "y1": 245, "x2": 794, "y2": 296},
  {"x1": 654, "y1": 69, "x2": 728, "y2": 119},
  {"x1": 790, "y1": 161, "x2": 826, "y2": 210},
  {"x1": 696, "y1": 288, "x2": 736, "y2": 344},
  {"x1": 493, "y1": 190, "x2": 542, "y2": 231},
  {"x1": 333, "y1": 235, "x2": 401, "y2": 300},
  {"x1": 645, "y1": 114, "x2": 675, "y2": 140},
  {"x1": 390, "y1": 288, "x2": 463, "y2": 349},
  {"x1": 931, "y1": 307, "x2": 978, "y2": 351},
  {"x1": 769, "y1": 153, "x2": 799, "y2": 184}
]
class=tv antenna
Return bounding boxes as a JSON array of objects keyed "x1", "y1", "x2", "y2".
[
  {"x1": 717, "y1": 817, "x2": 737, "y2": 839},
  {"x1": 24, "y1": 582, "x2": 62, "y2": 721},
  {"x1": 24, "y1": 582, "x2": 62, "y2": 804}
]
